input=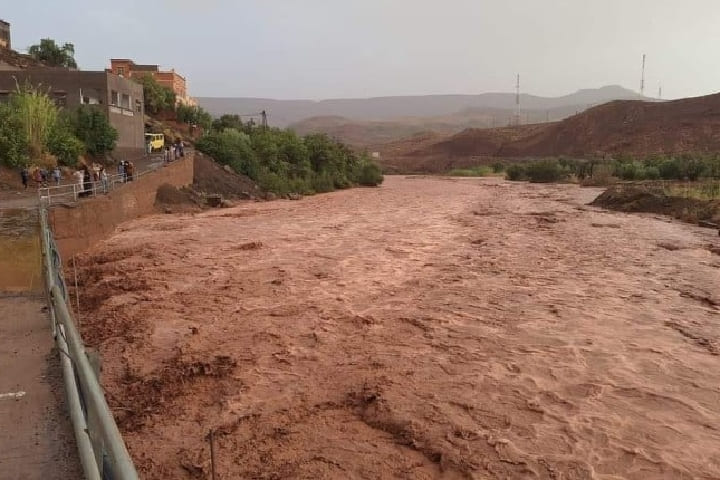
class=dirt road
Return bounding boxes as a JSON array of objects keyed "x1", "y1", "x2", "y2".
[{"x1": 75, "y1": 177, "x2": 720, "y2": 479}]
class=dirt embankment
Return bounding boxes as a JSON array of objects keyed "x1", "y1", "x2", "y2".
[
  {"x1": 592, "y1": 183, "x2": 720, "y2": 226},
  {"x1": 154, "y1": 152, "x2": 263, "y2": 212},
  {"x1": 379, "y1": 92, "x2": 720, "y2": 173},
  {"x1": 72, "y1": 177, "x2": 720, "y2": 479}
]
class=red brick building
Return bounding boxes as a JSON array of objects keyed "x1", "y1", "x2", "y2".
[
  {"x1": 108, "y1": 59, "x2": 195, "y2": 105},
  {"x1": 0, "y1": 19, "x2": 10, "y2": 49}
]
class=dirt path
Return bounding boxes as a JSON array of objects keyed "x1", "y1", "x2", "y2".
[{"x1": 75, "y1": 177, "x2": 720, "y2": 479}]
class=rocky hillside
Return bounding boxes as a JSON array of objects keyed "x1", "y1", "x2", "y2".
[{"x1": 378, "y1": 92, "x2": 720, "y2": 173}]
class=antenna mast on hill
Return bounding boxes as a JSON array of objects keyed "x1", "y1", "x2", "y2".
[
  {"x1": 514, "y1": 73, "x2": 521, "y2": 126},
  {"x1": 658, "y1": 83, "x2": 662, "y2": 99},
  {"x1": 640, "y1": 54, "x2": 646, "y2": 97}
]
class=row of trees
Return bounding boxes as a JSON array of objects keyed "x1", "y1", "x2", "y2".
[
  {"x1": 196, "y1": 119, "x2": 383, "y2": 194},
  {"x1": 505, "y1": 154, "x2": 720, "y2": 183},
  {"x1": 0, "y1": 85, "x2": 117, "y2": 168}
]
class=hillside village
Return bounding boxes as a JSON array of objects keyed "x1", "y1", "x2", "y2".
[{"x1": 0, "y1": 19, "x2": 197, "y2": 160}]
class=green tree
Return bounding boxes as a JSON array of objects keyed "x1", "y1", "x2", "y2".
[
  {"x1": 212, "y1": 114, "x2": 244, "y2": 132},
  {"x1": 176, "y1": 104, "x2": 213, "y2": 130},
  {"x1": 47, "y1": 119, "x2": 84, "y2": 166},
  {"x1": 0, "y1": 103, "x2": 29, "y2": 167},
  {"x1": 136, "y1": 75, "x2": 176, "y2": 114},
  {"x1": 65, "y1": 106, "x2": 118, "y2": 156},
  {"x1": 27, "y1": 39, "x2": 78, "y2": 68}
]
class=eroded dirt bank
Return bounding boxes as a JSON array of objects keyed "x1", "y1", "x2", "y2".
[{"x1": 74, "y1": 177, "x2": 720, "y2": 479}]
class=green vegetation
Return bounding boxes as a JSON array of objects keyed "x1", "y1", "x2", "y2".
[
  {"x1": 505, "y1": 154, "x2": 720, "y2": 184},
  {"x1": 0, "y1": 86, "x2": 118, "y2": 167},
  {"x1": 663, "y1": 182, "x2": 720, "y2": 201},
  {"x1": 47, "y1": 119, "x2": 84, "y2": 166},
  {"x1": 14, "y1": 84, "x2": 58, "y2": 160},
  {"x1": 27, "y1": 38, "x2": 78, "y2": 68},
  {"x1": 64, "y1": 106, "x2": 118, "y2": 157},
  {"x1": 176, "y1": 104, "x2": 213, "y2": 131},
  {"x1": 505, "y1": 164, "x2": 527, "y2": 181},
  {"x1": 196, "y1": 119, "x2": 383, "y2": 194},
  {"x1": 137, "y1": 74, "x2": 176, "y2": 114},
  {"x1": 447, "y1": 166, "x2": 493, "y2": 177},
  {"x1": 212, "y1": 114, "x2": 245, "y2": 132}
]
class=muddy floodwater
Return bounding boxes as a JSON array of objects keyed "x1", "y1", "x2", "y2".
[{"x1": 75, "y1": 176, "x2": 720, "y2": 479}]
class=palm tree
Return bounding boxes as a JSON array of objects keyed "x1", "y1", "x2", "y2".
[{"x1": 27, "y1": 39, "x2": 78, "y2": 69}]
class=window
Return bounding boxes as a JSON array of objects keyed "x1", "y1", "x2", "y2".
[
  {"x1": 121, "y1": 93, "x2": 130, "y2": 109},
  {"x1": 117, "y1": 66, "x2": 125, "y2": 76},
  {"x1": 135, "y1": 99, "x2": 142, "y2": 113},
  {"x1": 111, "y1": 90, "x2": 119, "y2": 106}
]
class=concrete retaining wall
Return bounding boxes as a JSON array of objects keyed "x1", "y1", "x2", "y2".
[{"x1": 49, "y1": 155, "x2": 194, "y2": 258}]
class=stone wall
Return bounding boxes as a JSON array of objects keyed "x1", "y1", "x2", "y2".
[{"x1": 49, "y1": 155, "x2": 194, "y2": 258}]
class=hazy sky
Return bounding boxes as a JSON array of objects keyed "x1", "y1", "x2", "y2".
[{"x1": 4, "y1": 0, "x2": 720, "y2": 100}]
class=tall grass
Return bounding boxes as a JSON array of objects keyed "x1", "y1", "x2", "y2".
[{"x1": 13, "y1": 83, "x2": 57, "y2": 161}]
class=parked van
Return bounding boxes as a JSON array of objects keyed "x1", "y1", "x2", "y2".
[{"x1": 145, "y1": 133, "x2": 165, "y2": 153}]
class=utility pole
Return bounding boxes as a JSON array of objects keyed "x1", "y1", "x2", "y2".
[
  {"x1": 640, "y1": 54, "x2": 646, "y2": 97},
  {"x1": 514, "y1": 73, "x2": 521, "y2": 126}
]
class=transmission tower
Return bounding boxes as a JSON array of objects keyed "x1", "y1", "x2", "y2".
[{"x1": 640, "y1": 54, "x2": 646, "y2": 97}]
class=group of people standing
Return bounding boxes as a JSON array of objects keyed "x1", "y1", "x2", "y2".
[
  {"x1": 72, "y1": 164, "x2": 109, "y2": 197},
  {"x1": 20, "y1": 166, "x2": 62, "y2": 189},
  {"x1": 164, "y1": 139, "x2": 185, "y2": 163},
  {"x1": 117, "y1": 160, "x2": 135, "y2": 183}
]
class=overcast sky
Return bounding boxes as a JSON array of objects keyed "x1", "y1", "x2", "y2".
[{"x1": 4, "y1": 0, "x2": 720, "y2": 100}]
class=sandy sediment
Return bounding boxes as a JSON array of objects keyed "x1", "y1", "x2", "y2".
[{"x1": 72, "y1": 177, "x2": 720, "y2": 479}]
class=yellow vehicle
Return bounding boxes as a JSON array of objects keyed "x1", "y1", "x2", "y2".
[{"x1": 145, "y1": 133, "x2": 165, "y2": 153}]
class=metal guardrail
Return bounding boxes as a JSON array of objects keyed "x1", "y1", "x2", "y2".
[
  {"x1": 39, "y1": 208, "x2": 139, "y2": 480},
  {"x1": 38, "y1": 167, "x2": 160, "y2": 206}
]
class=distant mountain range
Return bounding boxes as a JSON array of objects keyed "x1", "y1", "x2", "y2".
[
  {"x1": 197, "y1": 85, "x2": 649, "y2": 127},
  {"x1": 376, "y1": 91, "x2": 720, "y2": 173}
]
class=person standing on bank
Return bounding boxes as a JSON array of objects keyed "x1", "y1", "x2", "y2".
[
  {"x1": 53, "y1": 166, "x2": 61, "y2": 185},
  {"x1": 21, "y1": 167, "x2": 29, "y2": 189}
]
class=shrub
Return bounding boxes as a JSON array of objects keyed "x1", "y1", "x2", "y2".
[
  {"x1": 358, "y1": 161, "x2": 384, "y2": 186},
  {"x1": 681, "y1": 156, "x2": 706, "y2": 181},
  {"x1": 616, "y1": 161, "x2": 644, "y2": 180},
  {"x1": 643, "y1": 165, "x2": 660, "y2": 180},
  {"x1": 492, "y1": 162, "x2": 505, "y2": 173},
  {"x1": 505, "y1": 164, "x2": 526, "y2": 181},
  {"x1": 47, "y1": 122, "x2": 84, "y2": 166},
  {"x1": 448, "y1": 166, "x2": 492, "y2": 176},
  {"x1": 658, "y1": 157, "x2": 683, "y2": 180},
  {"x1": 311, "y1": 171, "x2": 335, "y2": 193},
  {"x1": 525, "y1": 159, "x2": 567, "y2": 183}
]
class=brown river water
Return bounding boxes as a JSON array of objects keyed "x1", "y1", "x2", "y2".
[{"x1": 73, "y1": 176, "x2": 720, "y2": 479}]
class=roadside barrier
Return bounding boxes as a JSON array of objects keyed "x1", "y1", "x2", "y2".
[
  {"x1": 39, "y1": 208, "x2": 139, "y2": 480},
  {"x1": 37, "y1": 151, "x2": 184, "y2": 206}
]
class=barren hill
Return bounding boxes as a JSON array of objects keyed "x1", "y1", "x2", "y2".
[
  {"x1": 379, "y1": 92, "x2": 720, "y2": 173},
  {"x1": 198, "y1": 85, "x2": 645, "y2": 128}
]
